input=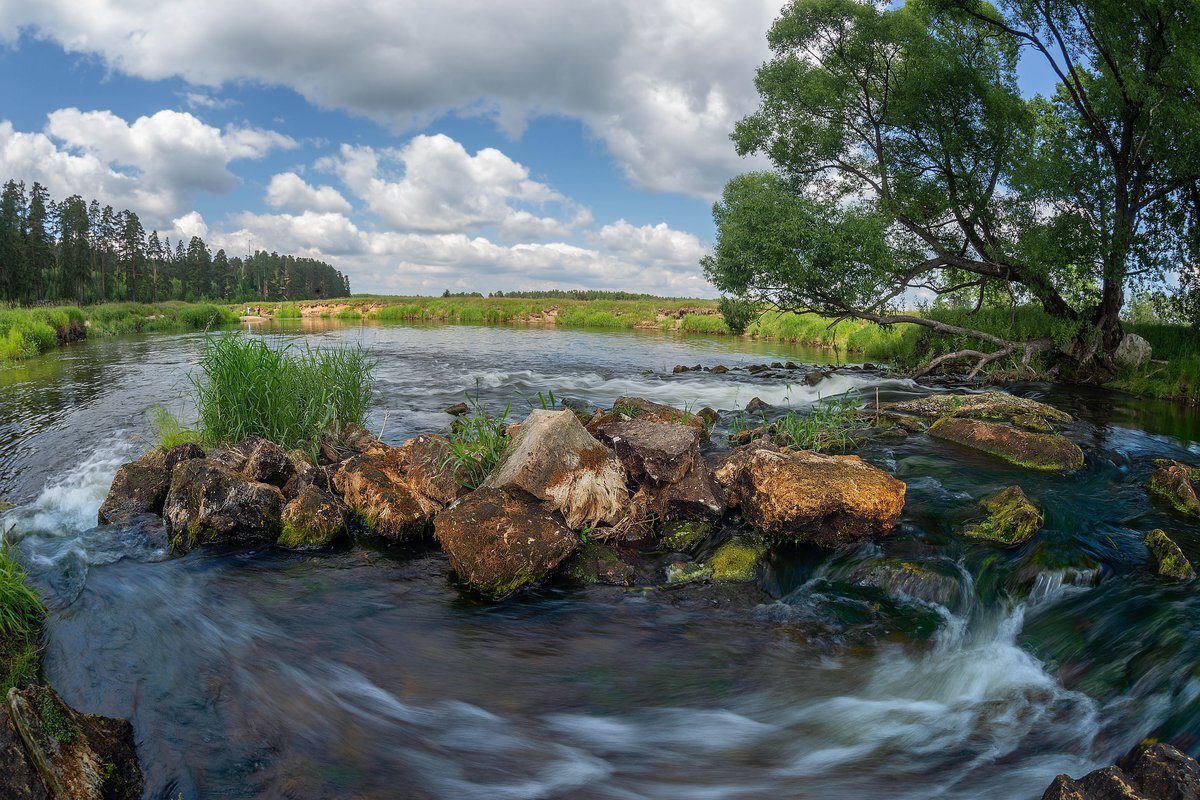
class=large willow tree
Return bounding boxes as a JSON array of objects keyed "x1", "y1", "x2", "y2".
[{"x1": 704, "y1": 0, "x2": 1200, "y2": 376}]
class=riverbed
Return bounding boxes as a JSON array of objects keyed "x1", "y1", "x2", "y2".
[{"x1": 2, "y1": 321, "x2": 1199, "y2": 799}]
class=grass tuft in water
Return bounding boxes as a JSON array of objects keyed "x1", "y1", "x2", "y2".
[
  {"x1": 446, "y1": 392, "x2": 510, "y2": 489},
  {"x1": 191, "y1": 333, "x2": 374, "y2": 451}
]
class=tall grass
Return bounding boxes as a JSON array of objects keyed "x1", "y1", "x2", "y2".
[
  {"x1": 680, "y1": 314, "x2": 730, "y2": 335},
  {"x1": 0, "y1": 541, "x2": 43, "y2": 640},
  {"x1": 446, "y1": 393, "x2": 510, "y2": 489},
  {"x1": 276, "y1": 303, "x2": 302, "y2": 319},
  {"x1": 190, "y1": 333, "x2": 375, "y2": 450}
]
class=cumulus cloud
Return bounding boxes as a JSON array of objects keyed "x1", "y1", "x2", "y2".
[
  {"x1": 264, "y1": 172, "x2": 352, "y2": 214},
  {"x1": 1, "y1": 0, "x2": 775, "y2": 198},
  {"x1": 321, "y1": 135, "x2": 583, "y2": 237},
  {"x1": 0, "y1": 109, "x2": 295, "y2": 225}
]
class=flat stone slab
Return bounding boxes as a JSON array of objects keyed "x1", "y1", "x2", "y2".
[
  {"x1": 885, "y1": 391, "x2": 1072, "y2": 432},
  {"x1": 929, "y1": 417, "x2": 1084, "y2": 471}
]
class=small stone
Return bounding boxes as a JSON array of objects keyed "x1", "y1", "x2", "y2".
[
  {"x1": 666, "y1": 560, "x2": 712, "y2": 584},
  {"x1": 566, "y1": 542, "x2": 635, "y2": 586},
  {"x1": 963, "y1": 486, "x2": 1043, "y2": 546},
  {"x1": 709, "y1": 365, "x2": 728, "y2": 374},
  {"x1": 445, "y1": 402, "x2": 470, "y2": 416},
  {"x1": 707, "y1": 537, "x2": 768, "y2": 582},
  {"x1": 804, "y1": 371, "x2": 824, "y2": 386},
  {"x1": 278, "y1": 486, "x2": 347, "y2": 549},
  {"x1": 660, "y1": 521, "x2": 714, "y2": 553},
  {"x1": 1114, "y1": 333, "x2": 1152, "y2": 367},
  {"x1": 745, "y1": 397, "x2": 767, "y2": 414},
  {"x1": 1144, "y1": 529, "x2": 1194, "y2": 580},
  {"x1": 672, "y1": 364, "x2": 689, "y2": 373}
]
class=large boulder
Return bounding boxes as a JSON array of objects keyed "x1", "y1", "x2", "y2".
[
  {"x1": 1149, "y1": 460, "x2": 1200, "y2": 519},
  {"x1": 97, "y1": 450, "x2": 170, "y2": 525},
  {"x1": 714, "y1": 446, "x2": 906, "y2": 546},
  {"x1": 963, "y1": 486, "x2": 1043, "y2": 546},
  {"x1": 6, "y1": 685, "x2": 142, "y2": 800},
  {"x1": 587, "y1": 396, "x2": 709, "y2": 440},
  {"x1": 1114, "y1": 333, "x2": 1153, "y2": 367},
  {"x1": 651, "y1": 451, "x2": 727, "y2": 522},
  {"x1": 484, "y1": 410, "x2": 628, "y2": 530},
  {"x1": 332, "y1": 435, "x2": 467, "y2": 538},
  {"x1": 1040, "y1": 743, "x2": 1200, "y2": 800},
  {"x1": 0, "y1": 704, "x2": 45, "y2": 799},
  {"x1": 278, "y1": 486, "x2": 347, "y2": 550},
  {"x1": 163, "y1": 459, "x2": 284, "y2": 552},
  {"x1": 434, "y1": 487, "x2": 580, "y2": 598},
  {"x1": 1144, "y1": 529, "x2": 1194, "y2": 580},
  {"x1": 884, "y1": 391, "x2": 1072, "y2": 432},
  {"x1": 928, "y1": 417, "x2": 1084, "y2": 471},
  {"x1": 594, "y1": 418, "x2": 700, "y2": 484}
]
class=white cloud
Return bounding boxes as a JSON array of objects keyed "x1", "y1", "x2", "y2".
[
  {"x1": 322, "y1": 135, "x2": 583, "y2": 237},
  {"x1": 172, "y1": 210, "x2": 209, "y2": 241},
  {"x1": 0, "y1": 109, "x2": 295, "y2": 226},
  {"x1": 182, "y1": 90, "x2": 239, "y2": 110},
  {"x1": 264, "y1": 172, "x2": 352, "y2": 214},
  {"x1": 1, "y1": 0, "x2": 775, "y2": 198}
]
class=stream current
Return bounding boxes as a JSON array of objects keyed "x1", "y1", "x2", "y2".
[{"x1": 2, "y1": 320, "x2": 1199, "y2": 799}]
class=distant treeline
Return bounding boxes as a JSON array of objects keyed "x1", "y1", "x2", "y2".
[
  {"x1": 0, "y1": 179, "x2": 351, "y2": 306},
  {"x1": 486, "y1": 289, "x2": 668, "y2": 300}
]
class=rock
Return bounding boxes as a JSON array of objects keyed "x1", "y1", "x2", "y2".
[
  {"x1": 445, "y1": 402, "x2": 470, "y2": 416},
  {"x1": 745, "y1": 397, "x2": 767, "y2": 414},
  {"x1": 434, "y1": 487, "x2": 580, "y2": 598},
  {"x1": 848, "y1": 559, "x2": 967, "y2": 609},
  {"x1": 710, "y1": 365, "x2": 728, "y2": 374},
  {"x1": 594, "y1": 418, "x2": 700, "y2": 484},
  {"x1": 1114, "y1": 333, "x2": 1153, "y2": 367},
  {"x1": 707, "y1": 537, "x2": 768, "y2": 582},
  {"x1": 566, "y1": 542, "x2": 635, "y2": 586},
  {"x1": 204, "y1": 446, "x2": 247, "y2": 472},
  {"x1": 963, "y1": 486, "x2": 1043, "y2": 546},
  {"x1": 286, "y1": 448, "x2": 316, "y2": 469},
  {"x1": 1149, "y1": 460, "x2": 1200, "y2": 519},
  {"x1": 163, "y1": 459, "x2": 284, "y2": 552},
  {"x1": 484, "y1": 409, "x2": 628, "y2": 530},
  {"x1": 6, "y1": 685, "x2": 142, "y2": 800},
  {"x1": 652, "y1": 451, "x2": 727, "y2": 522},
  {"x1": 278, "y1": 486, "x2": 347, "y2": 549},
  {"x1": 611, "y1": 396, "x2": 708, "y2": 437},
  {"x1": 884, "y1": 391, "x2": 1072, "y2": 431},
  {"x1": 863, "y1": 363, "x2": 878, "y2": 370},
  {"x1": 698, "y1": 407, "x2": 719, "y2": 425},
  {"x1": 660, "y1": 521, "x2": 714, "y2": 553},
  {"x1": 1040, "y1": 743, "x2": 1200, "y2": 800},
  {"x1": 0, "y1": 704, "x2": 46, "y2": 799},
  {"x1": 282, "y1": 460, "x2": 334, "y2": 500},
  {"x1": 239, "y1": 438, "x2": 294, "y2": 487},
  {"x1": 391, "y1": 434, "x2": 470, "y2": 507},
  {"x1": 334, "y1": 451, "x2": 440, "y2": 539},
  {"x1": 97, "y1": 450, "x2": 170, "y2": 525},
  {"x1": 162, "y1": 442, "x2": 204, "y2": 473},
  {"x1": 804, "y1": 371, "x2": 824, "y2": 386},
  {"x1": 928, "y1": 417, "x2": 1084, "y2": 471},
  {"x1": 715, "y1": 446, "x2": 905, "y2": 546},
  {"x1": 746, "y1": 364, "x2": 769, "y2": 375},
  {"x1": 1144, "y1": 529, "x2": 1194, "y2": 580},
  {"x1": 666, "y1": 560, "x2": 712, "y2": 584},
  {"x1": 672, "y1": 364, "x2": 690, "y2": 373}
]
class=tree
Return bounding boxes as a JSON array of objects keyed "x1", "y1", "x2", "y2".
[
  {"x1": 0, "y1": 181, "x2": 26, "y2": 302},
  {"x1": 704, "y1": 0, "x2": 1200, "y2": 377},
  {"x1": 25, "y1": 183, "x2": 53, "y2": 304}
]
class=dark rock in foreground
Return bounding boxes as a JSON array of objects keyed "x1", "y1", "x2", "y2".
[
  {"x1": 434, "y1": 487, "x2": 579, "y2": 598},
  {"x1": 163, "y1": 459, "x2": 284, "y2": 552},
  {"x1": 1040, "y1": 743, "x2": 1200, "y2": 800},
  {"x1": 0, "y1": 703, "x2": 45, "y2": 799},
  {"x1": 96, "y1": 450, "x2": 169, "y2": 525}
]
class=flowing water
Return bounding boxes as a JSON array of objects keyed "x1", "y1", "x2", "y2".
[{"x1": 2, "y1": 320, "x2": 1199, "y2": 800}]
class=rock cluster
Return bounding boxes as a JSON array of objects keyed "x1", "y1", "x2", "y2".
[
  {"x1": 101, "y1": 398, "x2": 909, "y2": 600},
  {"x1": 1041, "y1": 743, "x2": 1200, "y2": 800}
]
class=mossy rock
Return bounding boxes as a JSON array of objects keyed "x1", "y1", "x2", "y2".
[
  {"x1": 278, "y1": 486, "x2": 347, "y2": 550},
  {"x1": 566, "y1": 542, "x2": 635, "y2": 586},
  {"x1": 1144, "y1": 529, "x2": 1194, "y2": 580},
  {"x1": 847, "y1": 558, "x2": 968, "y2": 609},
  {"x1": 666, "y1": 561, "x2": 712, "y2": 584},
  {"x1": 706, "y1": 536, "x2": 769, "y2": 582},
  {"x1": 963, "y1": 486, "x2": 1043, "y2": 546},
  {"x1": 0, "y1": 499, "x2": 13, "y2": 513},
  {"x1": 884, "y1": 392, "x2": 1072, "y2": 431},
  {"x1": 660, "y1": 521, "x2": 714, "y2": 554},
  {"x1": 929, "y1": 417, "x2": 1084, "y2": 472},
  {"x1": 1148, "y1": 460, "x2": 1200, "y2": 519}
]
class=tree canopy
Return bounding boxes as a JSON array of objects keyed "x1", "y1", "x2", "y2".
[{"x1": 704, "y1": 0, "x2": 1200, "y2": 376}]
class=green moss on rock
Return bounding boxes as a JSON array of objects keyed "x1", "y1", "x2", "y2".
[
  {"x1": 566, "y1": 542, "x2": 635, "y2": 585},
  {"x1": 1148, "y1": 460, "x2": 1200, "y2": 519},
  {"x1": 1144, "y1": 529, "x2": 1194, "y2": 580},
  {"x1": 707, "y1": 536, "x2": 769, "y2": 582},
  {"x1": 666, "y1": 561, "x2": 712, "y2": 584},
  {"x1": 964, "y1": 486, "x2": 1043, "y2": 546},
  {"x1": 660, "y1": 521, "x2": 713, "y2": 553}
]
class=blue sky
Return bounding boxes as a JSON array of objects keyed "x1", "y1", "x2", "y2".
[{"x1": 0, "y1": 1, "x2": 1061, "y2": 297}]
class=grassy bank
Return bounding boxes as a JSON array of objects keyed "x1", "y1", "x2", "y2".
[{"x1": 0, "y1": 302, "x2": 239, "y2": 364}]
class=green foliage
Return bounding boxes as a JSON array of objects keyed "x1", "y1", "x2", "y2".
[
  {"x1": 151, "y1": 406, "x2": 202, "y2": 450},
  {"x1": 38, "y1": 693, "x2": 72, "y2": 744},
  {"x1": 276, "y1": 303, "x2": 302, "y2": 318},
  {"x1": 679, "y1": 314, "x2": 729, "y2": 335},
  {"x1": 446, "y1": 393, "x2": 510, "y2": 489},
  {"x1": 717, "y1": 297, "x2": 758, "y2": 334},
  {"x1": 0, "y1": 539, "x2": 43, "y2": 640},
  {"x1": 191, "y1": 333, "x2": 374, "y2": 451},
  {"x1": 771, "y1": 392, "x2": 862, "y2": 452}
]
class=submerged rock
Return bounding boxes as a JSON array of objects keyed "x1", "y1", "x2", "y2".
[
  {"x1": 163, "y1": 459, "x2": 284, "y2": 552},
  {"x1": 97, "y1": 450, "x2": 170, "y2": 525},
  {"x1": 6, "y1": 685, "x2": 142, "y2": 800},
  {"x1": 278, "y1": 486, "x2": 347, "y2": 550},
  {"x1": 928, "y1": 417, "x2": 1084, "y2": 471},
  {"x1": 884, "y1": 391, "x2": 1072, "y2": 431},
  {"x1": 847, "y1": 559, "x2": 968, "y2": 609},
  {"x1": 1149, "y1": 460, "x2": 1200, "y2": 519},
  {"x1": 666, "y1": 560, "x2": 712, "y2": 584},
  {"x1": 1040, "y1": 743, "x2": 1200, "y2": 800},
  {"x1": 434, "y1": 487, "x2": 579, "y2": 598},
  {"x1": 963, "y1": 486, "x2": 1043, "y2": 546},
  {"x1": 566, "y1": 542, "x2": 635, "y2": 586},
  {"x1": 484, "y1": 409, "x2": 628, "y2": 530},
  {"x1": 660, "y1": 521, "x2": 714, "y2": 554},
  {"x1": 715, "y1": 446, "x2": 905, "y2": 546},
  {"x1": 594, "y1": 418, "x2": 699, "y2": 484},
  {"x1": 1144, "y1": 529, "x2": 1194, "y2": 580}
]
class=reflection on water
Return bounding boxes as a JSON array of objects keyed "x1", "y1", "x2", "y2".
[{"x1": 1, "y1": 321, "x2": 1199, "y2": 799}]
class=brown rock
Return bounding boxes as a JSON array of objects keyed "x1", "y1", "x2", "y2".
[
  {"x1": 716, "y1": 446, "x2": 905, "y2": 545},
  {"x1": 0, "y1": 704, "x2": 46, "y2": 799},
  {"x1": 653, "y1": 451, "x2": 727, "y2": 522},
  {"x1": 1040, "y1": 743, "x2": 1200, "y2": 800},
  {"x1": 163, "y1": 459, "x2": 284, "y2": 552},
  {"x1": 162, "y1": 442, "x2": 204, "y2": 473},
  {"x1": 611, "y1": 395, "x2": 708, "y2": 437},
  {"x1": 278, "y1": 486, "x2": 347, "y2": 549},
  {"x1": 484, "y1": 410, "x2": 628, "y2": 530},
  {"x1": 391, "y1": 434, "x2": 469, "y2": 507},
  {"x1": 204, "y1": 446, "x2": 247, "y2": 472},
  {"x1": 929, "y1": 417, "x2": 1084, "y2": 471},
  {"x1": 334, "y1": 451, "x2": 438, "y2": 539},
  {"x1": 239, "y1": 438, "x2": 294, "y2": 487},
  {"x1": 1149, "y1": 460, "x2": 1200, "y2": 519},
  {"x1": 593, "y1": 418, "x2": 700, "y2": 484},
  {"x1": 445, "y1": 402, "x2": 470, "y2": 416},
  {"x1": 97, "y1": 450, "x2": 169, "y2": 525},
  {"x1": 884, "y1": 391, "x2": 1072, "y2": 431},
  {"x1": 6, "y1": 685, "x2": 142, "y2": 800},
  {"x1": 434, "y1": 487, "x2": 580, "y2": 598}
]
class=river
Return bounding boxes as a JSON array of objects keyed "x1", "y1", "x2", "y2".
[{"x1": 2, "y1": 320, "x2": 1199, "y2": 799}]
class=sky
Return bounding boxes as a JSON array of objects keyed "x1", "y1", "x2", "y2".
[{"x1": 0, "y1": 1, "x2": 1059, "y2": 298}]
